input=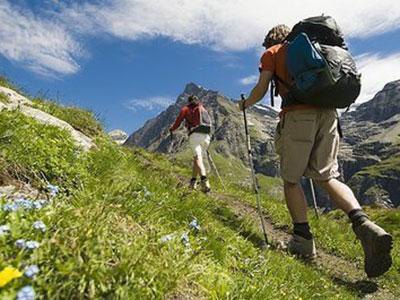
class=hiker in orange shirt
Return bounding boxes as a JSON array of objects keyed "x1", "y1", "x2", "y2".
[{"x1": 239, "y1": 23, "x2": 393, "y2": 277}]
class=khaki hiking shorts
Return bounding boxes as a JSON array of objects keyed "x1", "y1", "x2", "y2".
[
  {"x1": 275, "y1": 108, "x2": 340, "y2": 184},
  {"x1": 189, "y1": 132, "x2": 210, "y2": 158}
]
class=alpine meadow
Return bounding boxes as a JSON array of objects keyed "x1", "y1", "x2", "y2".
[{"x1": 1, "y1": 1, "x2": 400, "y2": 299}]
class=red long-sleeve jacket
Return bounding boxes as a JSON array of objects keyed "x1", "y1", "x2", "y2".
[{"x1": 170, "y1": 103, "x2": 201, "y2": 132}]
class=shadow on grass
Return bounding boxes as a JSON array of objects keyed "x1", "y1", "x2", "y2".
[
  {"x1": 213, "y1": 204, "x2": 384, "y2": 298},
  {"x1": 332, "y1": 278, "x2": 379, "y2": 297},
  {"x1": 212, "y1": 206, "x2": 271, "y2": 250}
]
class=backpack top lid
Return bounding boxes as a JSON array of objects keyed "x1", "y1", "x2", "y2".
[{"x1": 286, "y1": 15, "x2": 347, "y2": 49}]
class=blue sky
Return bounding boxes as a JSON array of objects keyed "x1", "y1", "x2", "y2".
[{"x1": 1, "y1": 0, "x2": 400, "y2": 133}]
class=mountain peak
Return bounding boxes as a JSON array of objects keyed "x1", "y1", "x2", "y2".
[
  {"x1": 183, "y1": 82, "x2": 209, "y2": 95},
  {"x1": 345, "y1": 79, "x2": 400, "y2": 123},
  {"x1": 382, "y1": 79, "x2": 400, "y2": 91}
]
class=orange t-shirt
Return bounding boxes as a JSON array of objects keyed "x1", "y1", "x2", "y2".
[
  {"x1": 260, "y1": 43, "x2": 317, "y2": 111},
  {"x1": 260, "y1": 43, "x2": 292, "y2": 98}
]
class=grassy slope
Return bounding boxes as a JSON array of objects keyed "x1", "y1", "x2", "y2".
[
  {"x1": 31, "y1": 98, "x2": 103, "y2": 138},
  {"x1": 0, "y1": 83, "x2": 398, "y2": 298},
  {"x1": 356, "y1": 156, "x2": 400, "y2": 177},
  {"x1": 0, "y1": 107, "x2": 356, "y2": 299}
]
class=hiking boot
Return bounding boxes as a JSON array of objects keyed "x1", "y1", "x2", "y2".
[
  {"x1": 287, "y1": 234, "x2": 316, "y2": 259},
  {"x1": 353, "y1": 220, "x2": 393, "y2": 278},
  {"x1": 189, "y1": 178, "x2": 197, "y2": 190},
  {"x1": 200, "y1": 178, "x2": 211, "y2": 193}
]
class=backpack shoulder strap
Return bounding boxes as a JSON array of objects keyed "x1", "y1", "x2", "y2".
[
  {"x1": 270, "y1": 74, "x2": 291, "y2": 107},
  {"x1": 270, "y1": 80, "x2": 275, "y2": 107},
  {"x1": 273, "y1": 74, "x2": 291, "y2": 90}
]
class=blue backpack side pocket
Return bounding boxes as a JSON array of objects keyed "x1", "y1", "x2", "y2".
[{"x1": 287, "y1": 32, "x2": 333, "y2": 96}]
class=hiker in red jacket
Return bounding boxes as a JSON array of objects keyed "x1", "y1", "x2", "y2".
[
  {"x1": 239, "y1": 23, "x2": 393, "y2": 278},
  {"x1": 170, "y1": 95, "x2": 212, "y2": 193}
]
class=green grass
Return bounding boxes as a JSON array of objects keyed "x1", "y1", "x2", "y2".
[
  {"x1": 0, "y1": 93, "x2": 10, "y2": 104},
  {"x1": 0, "y1": 110, "x2": 358, "y2": 299},
  {"x1": 0, "y1": 76, "x2": 23, "y2": 93},
  {"x1": 357, "y1": 156, "x2": 400, "y2": 177},
  {"x1": 0, "y1": 110, "x2": 88, "y2": 190},
  {"x1": 32, "y1": 98, "x2": 103, "y2": 138}
]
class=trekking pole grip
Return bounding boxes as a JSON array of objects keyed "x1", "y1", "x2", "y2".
[{"x1": 240, "y1": 94, "x2": 250, "y2": 137}]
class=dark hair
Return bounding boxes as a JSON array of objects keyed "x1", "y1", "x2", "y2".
[
  {"x1": 263, "y1": 24, "x2": 291, "y2": 48},
  {"x1": 188, "y1": 95, "x2": 199, "y2": 103}
]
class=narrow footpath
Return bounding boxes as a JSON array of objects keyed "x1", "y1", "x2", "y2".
[{"x1": 212, "y1": 192, "x2": 396, "y2": 300}]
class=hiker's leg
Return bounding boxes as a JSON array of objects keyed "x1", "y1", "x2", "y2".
[
  {"x1": 193, "y1": 148, "x2": 206, "y2": 177},
  {"x1": 284, "y1": 180, "x2": 308, "y2": 223},
  {"x1": 189, "y1": 133, "x2": 202, "y2": 182},
  {"x1": 198, "y1": 134, "x2": 211, "y2": 192},
  {"x1": 316, "y1": 179, "x2": 392, "y2": 277},
  {"x1": 284, "y1": 180, "x2": 316, "y2": 256},
  {"x1": 198, "y1": 134, "x2": 210, "y2": 177},
  {"x1": 317, "y1": 178, "x2": 361, "y2": 214},
  {"x1": 192, "y1": 156, "x2": 201, "y2": 178}
]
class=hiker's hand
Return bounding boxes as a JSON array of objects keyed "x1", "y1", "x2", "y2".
[{"x1": 238, "y1": 99, "x2": 247, "y2": 111}]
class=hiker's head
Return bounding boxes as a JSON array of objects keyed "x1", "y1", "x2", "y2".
[
  {"x1": 263, "y1": 24, "x2": 291, "y2": 49},
  {"x1": 188, "y1": 95, "x2": 199, "y2": 104}
]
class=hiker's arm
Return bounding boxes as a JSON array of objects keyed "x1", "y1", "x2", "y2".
[
  {"x1": 170, "y1": 108, "x2": 186, "y2": 132},
  {"x1": 242, "y1": 70, "x2": 272, "y2": 109}
]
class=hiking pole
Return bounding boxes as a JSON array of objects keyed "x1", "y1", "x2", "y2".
[
  {"x1": 168, "y1": 132, "x2": 174, "y2": 152},
  {"x1": 309, "y1": 178, "x2": 319, "y2": 219},
  {"x1": 241, "y1": 94, "x2": 268, "y2": 245},
  {"x1": 168, "y1": 132, "x2": 176, "y2": 163},
  {"x1": 206, "y1": 149, "x2": 226, "y2": 190}
]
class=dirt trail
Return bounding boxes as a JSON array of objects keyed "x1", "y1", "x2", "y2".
[{"x1": 212, "y1": 192, "x2": 396, "y2": 300}]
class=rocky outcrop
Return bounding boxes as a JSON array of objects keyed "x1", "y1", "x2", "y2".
[
  {"x1": 345, "y1": 80, "x2": 400, "y2": 123},
  {"x1": 348, "y1": 163, "x2": 400, "y2": 208},
  {"x1": 109, "y1": 129, "x2": 128, "y2": 145},
  {"x1": 336, "y1": 80, "x2": 400, "y2": 207},
  {"x1": 0, "y1": 86, "x2": 94, "y2": 151}
]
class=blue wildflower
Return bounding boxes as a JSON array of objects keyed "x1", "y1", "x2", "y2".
[
  {"x1": 17, "y1": 285, "x2": 35, "y2": 300},
  {"x1": 25, "y1": 241, "x2": 40, "y2": 250},
  {"x1": 160, "y1": 233, "x2": 175, "y2": 243},
  {"x1": 32, "y1": 221, "x2": 46, "y2": 232},
  {"x1": 181, "y1": 232, "x2": 190, "y2": 247},
  {"x1": 47, "y1": 184, "x2": 59, "y2": 197},
  {"x1": 31, "y1": 199, "x2": 49, "y2": 210},
  {"x1": 189, "y1": 219, "x2": 201, "y2": 232},
  {"x1": 15, "y1": 240, "x2": 40, "y2": 250},
  {"x1": 38, "y1": 199, "x2": 48, "y2": 207},
  {"x1": 31, "y1": 202, "x2": 43, "y2": 210},
  {"x1": 24, "y1": 265, "x2": 39, "y2": 279},
  {"x1": 143, "y1": 186, "x2": 151, "y2": 198},
  {"x1": 2, "y1": 202, "x2": 19, "y2": 212},
  {"x1": 15, "y1": 198, "x2": 34, "y2": 210},
  {"x1": 15, "y1": 239, "x2": 26, "y2": 249},
  {"x1": 0, "y1": 224, "x2": 10, "y2": 236}
]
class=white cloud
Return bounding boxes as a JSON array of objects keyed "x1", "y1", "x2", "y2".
[
  {"x1": 125, "y1": 96, "x2": 174, "y2": 112},
  {"x1": 0, "y1": 2, "x2": 83, "y2": 77},
  {"x1": 239, "y1": 75, "x2": 258, "y2": 85},
  {"x1": 1, "y1": 0, "x2": 400, "y2": 77},
  {"x1": 356, "y1": 52, "x2": 400, "y2": 103},
  {"x1": 62, "y1": 0, "x2": 400, "y2": 51}
]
